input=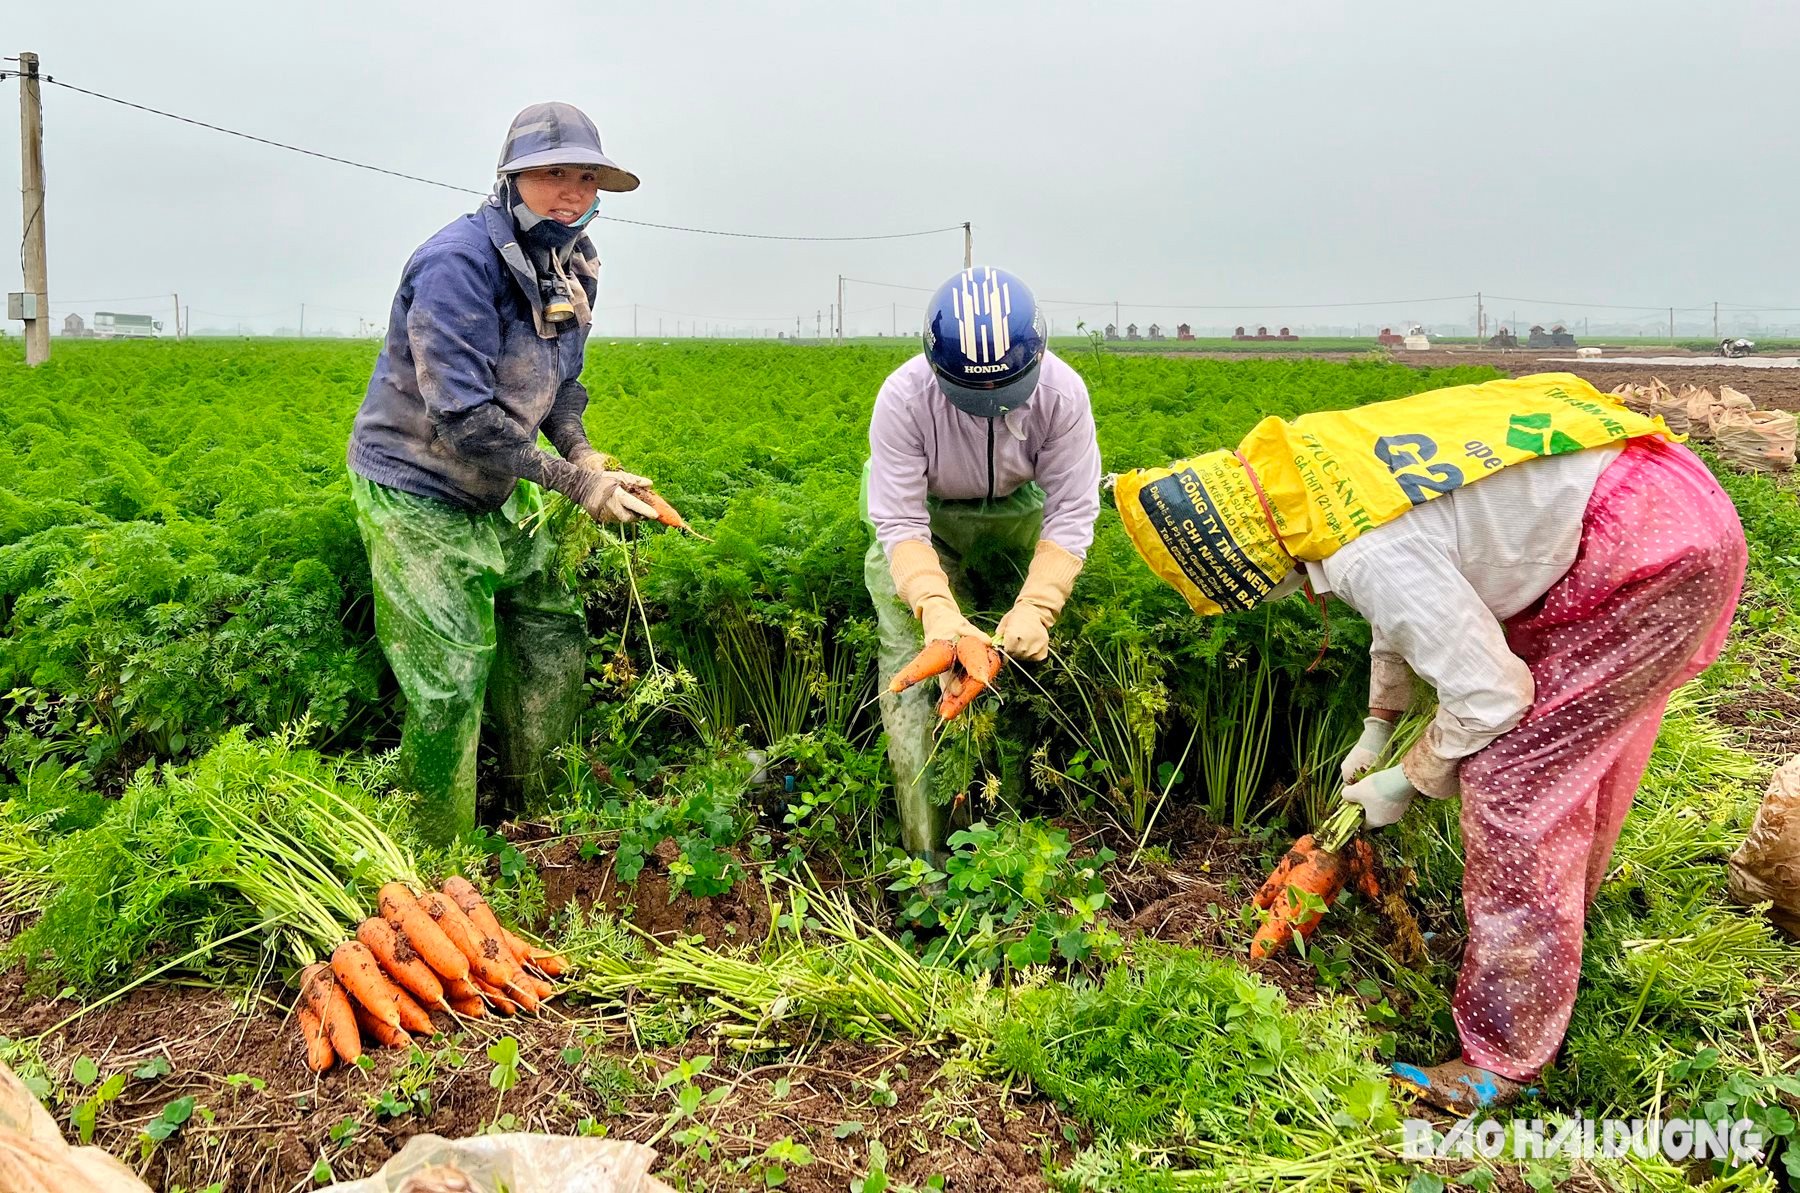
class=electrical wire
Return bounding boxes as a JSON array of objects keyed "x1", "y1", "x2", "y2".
[
  {"x1": 6, "y1": 73, "x2": 962, "y2": 243},
  {"x1": 841, "y1": 277, "x2": 1478, "y2": 311}
]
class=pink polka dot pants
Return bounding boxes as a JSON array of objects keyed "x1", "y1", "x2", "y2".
[{"x1": 1454, "y1": 439, "x2": 1747, "y2": 1081}]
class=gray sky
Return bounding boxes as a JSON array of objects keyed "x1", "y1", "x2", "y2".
[{"x1": 7, "y1": 1, "x2": 1800, "y2": 338}]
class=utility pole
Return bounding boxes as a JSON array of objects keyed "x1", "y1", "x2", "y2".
[
  {"x1": 1476, "y1": 292, "x2": 1483, "y2": 341},
  {"x1": 816, "y1": 309, "x2": 822, "y2": 338},
  {"x1": 299, "y1": 303, "x2": 306, "y2": 338},
  {"x1": 962, "y1": 222, "x2": 972, "y2": 269},
  {"x1": 1114, "y1": 301, "x2": 1120, "y2": 333},
  {"x1": 1668, "y1": 307, "x2": 1674, "y2": 341},
  {"x1": 172, "y1": 294, "x2": 181, "y2": 340},
  {"x1": 837, "y1": 275, "x2": 845, "y2": 343},
  {"x1": 1713, "y1": 301, "x2": 1719, "y2": 340},
  {"x1": 184, "y1": 304, "x2": 190, "y2": 337},
  {"x1": 18, "y1": 52, "x2": 49, "y2": 365},
  {"x1": 658, "y1": 318, "x2": 663, "y2": 338}
]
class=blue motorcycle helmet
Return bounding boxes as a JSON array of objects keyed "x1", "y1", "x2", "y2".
[{"x1": 923, "y1": 266, "x2": 1047, "y2": 419}]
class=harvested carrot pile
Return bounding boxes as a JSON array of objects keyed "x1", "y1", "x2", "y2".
[{"x1": 297, "y1": 878, "x2": 568, "y2": 1072}]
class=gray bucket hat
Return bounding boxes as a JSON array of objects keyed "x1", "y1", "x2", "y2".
[{"x1": 497, "y1": 102, "x2": 639, "y2": 193}]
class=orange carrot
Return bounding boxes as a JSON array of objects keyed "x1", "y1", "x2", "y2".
[
  {"x1": 297, "y1": 1001, "x2": 334, "y2": 1073},
  {"x1": 351, "y1": 999, "x2": 412, "y2": 1049},
  {"x1": 502, "y1": 928, "x2": 567, "y2": 978},
  {"x1": 331, "y1": 942, "x2": 404, "y2": 1033},
  {"x1": 890, "y1": 640, "x2": 957, "y2": 693},
  {"x1": 379, "y1": 883, "x2": 470, "y2": 984},
  {"x1": 418, "y1": 891, "x2": 522, "y2": 991},
  {"x1": 446, "y1": 993, "x2": 487, "y2": 1019},
  {"x1": 1247, "y1": 838, "x2": 1380, "y2": 961},
  {"x1": 442, "y1": 975, "x2": 484, "y2": 1004},
  {"x1": 625, "y1": 484, "x2": 704, "y2": 536},
  {"x1": 1253, "y1": 835, "x2": 1317, "y2": 911},
  {"x1": 301, "y1": 962, "x2": 359, "y2": 1064},
  {"x1": 519, "y1": 972, "x2": 555, "y2": 1003},
  {"x1": 323, "y1": 981, "x2": 362, "y2": 1064},
  {"x1": 392, "y1": 986, "x2": 435, "y2": 1037},
  {"x1": 496, "y1": 972, "x2": 540, "y2": 1013},
  {"x1": 473, "y1": 977, "x2": 519, "y2": 1016},
  {"x1": 357, "y1": 918, "x2": 449, "y2": 1012},
  {"x1": 955, "y1": 636, "x2": 1003, "y2": 686},
  {"x1": 937, "y1": 671, "x2": 988, "y2": 720},
  {"x1": 442, "y1": 876, "x2": 508, "y2": 946}
]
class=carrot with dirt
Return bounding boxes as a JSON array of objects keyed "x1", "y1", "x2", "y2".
[
  {"x1": 356, "y1": 917, "x2": 450, "y2": 1012},
  {"x1": 351, "y1": 1000, "x2": 412, "y2": 1049},
  {"x1": 417, "y1": 890, "x2": 525, "y2": 992},
  {"x1": 890, "y1": 640, "x2": 957, "y2": 693},
  {"x1": 1248, "y1": 830, "x2": 1380, "y2": 961},
  {"x1": 297, "y1": 986, "x2": 336, "y2": 1072},
  {"x1": 391, "y1": 986, "x2": 435, "y2": 1036},
  {"x1": 378, "y1": 883, "x2": 469, "y2": 984},
  {"x1": 310, "y1": 966, "x2": 362, "y2": 1064},
  {"x1": 955, "y1": 636, "x2": 1003, "y2": 685},
  {"x1": 331, "y1": 941, "x2": 405, "y2": 1032},
  {"x1": 937, "y1": 669, "x2": 988, "y2": 720}
]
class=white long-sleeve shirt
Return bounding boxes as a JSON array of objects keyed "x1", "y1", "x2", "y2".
[
  {"x1": 1304, "y1": 447, "x2": 1622, "y2": 775},
  {"x1": 867, "y1": 352, "x2": 1103, "y2": 559}
]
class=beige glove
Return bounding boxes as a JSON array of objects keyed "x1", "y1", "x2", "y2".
[
  {"x1": 889, "y1": 540, "x2": 987, "y2": 645},
  {"x1": 995, "y1": 540, "x2": 1083, "y2": 662},
  {"x1": 566, "y1": 466, "x2": 657, "y2": 524}
]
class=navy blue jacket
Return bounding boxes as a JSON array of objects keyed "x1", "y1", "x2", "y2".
[{"x1": 348, "y1": 199, "x2": 601, "y2": 512}]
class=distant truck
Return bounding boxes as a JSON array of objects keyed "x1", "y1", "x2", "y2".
[{"x1": 93, "y1": 311, "x2": 163, "y2": 339}]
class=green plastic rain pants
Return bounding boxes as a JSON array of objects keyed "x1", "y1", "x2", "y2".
[
  {"x1": 860, "y1": 461, "x2": 1043, "y2": 862},
  {"x1": 350, "y1": 471, "x2": 588, "y2": 845}
]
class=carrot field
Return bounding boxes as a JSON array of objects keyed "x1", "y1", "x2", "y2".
[{"x1": 1, "y1": 337, "x2": 1796, "y2": 1192}]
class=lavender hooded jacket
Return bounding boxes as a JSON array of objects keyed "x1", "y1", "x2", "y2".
[{"x1": 867, "y1": 351, "x2": 1102, "y2": 559}]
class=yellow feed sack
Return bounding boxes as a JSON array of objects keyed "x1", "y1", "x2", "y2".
[{"x1": 1115, "y1": 373, "x2": 1673, "y2": 617}]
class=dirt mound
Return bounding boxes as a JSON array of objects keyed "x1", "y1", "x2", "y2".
[{"x1": 534, "y1": 838, "x2": 772, "y2": 948}]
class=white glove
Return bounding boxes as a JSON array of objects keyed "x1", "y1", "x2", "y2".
[
  {"x1": 1340, "y1": 716, "x2": 1398, "y2": 784},
  {"x1": 1342, "y1": 765, "x2": 1418, "y2": 828}
]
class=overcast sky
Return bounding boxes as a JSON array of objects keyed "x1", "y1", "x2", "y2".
[{"x1": 6, "y1": 1, "x2": 1799, "y2": 338}]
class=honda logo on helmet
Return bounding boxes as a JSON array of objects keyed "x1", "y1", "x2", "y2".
[{"x1": 964, "y1": 363, "x2": 1011, "y2": 374}]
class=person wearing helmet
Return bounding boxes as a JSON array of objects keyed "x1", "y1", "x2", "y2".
[
  {"x1": 346, "y1": 102, "x2": 653, "y2": 845},
  {"x1": 1112, "y1": 375, "x2": 1745, "y2": 1112},
  {"x1": 864, "y1": 266, "x2": 1102, "y2": 862}
]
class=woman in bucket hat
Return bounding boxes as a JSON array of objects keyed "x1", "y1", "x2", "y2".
[
  {"x1": 346, "y1": 103, "x2": 649, "y2": 845},
  {"x1": 1114, "y1": 375, "x2": 1746, "y2": 1112}
]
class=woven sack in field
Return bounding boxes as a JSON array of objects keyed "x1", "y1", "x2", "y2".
[
  {"x1": 1679, "y1": 385, "x2": 1717, "y2": 440},
  {"x1": 1715, "y1": 407, "x2": 1797, "y2": 473},
  {"x1": 1644, "y1": 377, "x2": 1689, "y2": 436},
  {"x1": 1729, "y1": 756, "x2": 1800, "y2": 938}
]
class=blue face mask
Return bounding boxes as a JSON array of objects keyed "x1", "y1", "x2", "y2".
[{"x1": 507, "y1": 178, "x2": 599, "y2": 251}]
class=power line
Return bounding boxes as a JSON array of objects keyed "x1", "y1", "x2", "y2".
[
  {"x1": 4, "y1": 72, "x2": 962, "y2": 244},
  {"x1": 842, "y1": 277, "x2": 1477, "y2": 311}
]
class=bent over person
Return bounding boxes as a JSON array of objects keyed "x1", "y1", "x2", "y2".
[
  {"x1": 347, "y1": 103, "x2": 656, "y2": 844},
  {"x1": 1114, "y1": 375, "x2": 1746, "y2": 1112},
  {"x1": 864, "y1": 267, "x2": 1102, "y2": 864}
]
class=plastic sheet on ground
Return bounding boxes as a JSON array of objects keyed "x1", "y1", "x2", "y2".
[
  {"x1": 0, "y1": 1062, "x2": 151, "y2": 1193},
  {"x1": 1545, "y1": 356, "x2": 1800, "y2": 368},
  {"x1": 322, "y1": 1132, "x2": 674, "y2": 1193}
]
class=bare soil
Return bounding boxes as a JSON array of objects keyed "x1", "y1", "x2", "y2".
[
  {"x1": 1151, "y1": 343, "x2": 1800, "y2": 410},
  {"x1": 1399, "y1": 345, "x2": 1800, "y2": 411}
]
